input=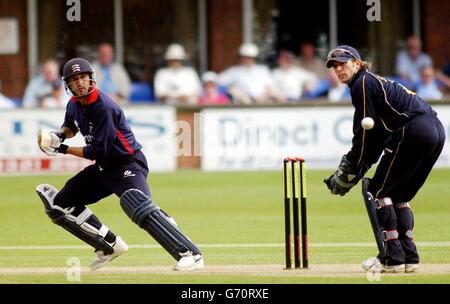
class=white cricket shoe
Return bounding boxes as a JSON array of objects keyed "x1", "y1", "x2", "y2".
[
  {"x1": 405, "y1": 264, "x2": 419, "y2": 273},
  {"x1": 362, "y1": 257, "x2": 381, "y2": 272},
  {"x1": 90, "y1": 236, "x2": 128, "y2": 270},
  {"x1": 362, "y1": 257, "x2": 405, "y2": 273},
  {"x1": 381, "y1": 264, "x2": 405, "y2": 273},
  {"x1": 173, "y1": 253, "x2": 204, "y2": 271}
]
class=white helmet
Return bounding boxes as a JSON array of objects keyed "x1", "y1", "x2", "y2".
[
  {"x1": 239, "y1": 43, "x2": 259, "y2": 58},
  {"x1": 164, "y1": 44, "x2": 187, "y2": 61}
]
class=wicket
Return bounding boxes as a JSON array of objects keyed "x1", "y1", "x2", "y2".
[{"x1": 283, "y1": 157, "x2": 308, "y2": 269}]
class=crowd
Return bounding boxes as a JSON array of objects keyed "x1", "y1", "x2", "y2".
[{"x1": 1, "y1": 36, "x2": 449, "y2": 109}]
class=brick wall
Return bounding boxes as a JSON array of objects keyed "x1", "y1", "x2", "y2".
[
  {"x1": 207, "y1": 0, "x2": 242, "y2": 72},
  {"x1": 423, "y1": 0, "x2": 450, "y2": 68},
  {"x1": 0, "y1": 0, "x2": 28, "y2": 98}
]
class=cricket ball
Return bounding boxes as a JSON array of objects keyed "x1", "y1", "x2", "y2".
[{"x1": 361, "y1": 117, "x2": 375, "y2": 130}]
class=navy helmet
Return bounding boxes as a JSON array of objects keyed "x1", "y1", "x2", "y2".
[
  {"x1": 62, "y1": 57, "x2": 95, "y2": 81},
  {"x1": 62, "y1": 58, "x2": 96, "y2": 97},
  {"x1": 326, "y1": 45, "x2": 361, "y2": 68}
]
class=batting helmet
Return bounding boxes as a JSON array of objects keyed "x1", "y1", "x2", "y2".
[
  {"x1": 62, "y1": 58, "x2": 95, "y2": 81},
  {"x1": 62, "y1": 58, "x2": 96, "y2": 97}
]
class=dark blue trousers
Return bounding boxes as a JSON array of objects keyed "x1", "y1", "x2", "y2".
[
  {"x1": 369, "y1": 115, "x2": 445, "y2": 265},
  {"x1": 370, "y1": 115, "x2": 445, "y2": 202},
  {"x1": 54, "y1": 151, "x2": 150, "y2": 209}
]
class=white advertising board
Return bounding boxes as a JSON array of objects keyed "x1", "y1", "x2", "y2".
[
  {"x1": 202, "y1": 106, "x2": 450, "y2": 171},
  {"x1": 0, "y1": 106, "x2": 176, "y2": 174}
]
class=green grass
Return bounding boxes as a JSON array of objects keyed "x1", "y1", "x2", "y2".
[{"x1": 0, "y1": 169, "x2": 449, "y2": 283}]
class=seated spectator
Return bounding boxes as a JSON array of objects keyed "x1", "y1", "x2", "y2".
[
  {"x1": 198, "y1": 71, "x2": 229, "y2": 105},
  {"x1": 218, "y1": 43, "x2": 274, "y2": 104},
  {"x1": 297, "y1": 42, "x2": 328, "y2": 80},
  {"x1": 271, "y1": 50, "x2": 318, "y2": 103},
  {"x1": 416, "y1": 66, "x2": 443, "y2": 100},
  {"x1": 23, "y1": 59, "x2": 68, "y2": 108},
  {"x1": 92, "y1": 42, "x2": 131, "y2": 106},
  {"x1": 154, "y1": 44, "x2": 201, "y2": 105},
  {"x1": 395, "y1": 36, "x2": 432, "y2": 86},
  {"x1": 327, "y1": 71, "x2": 351, "y2": 102}
]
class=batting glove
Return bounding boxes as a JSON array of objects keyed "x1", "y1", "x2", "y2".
[{"x1": 38, "y1": 129, "x2": 68, "y2": 156}]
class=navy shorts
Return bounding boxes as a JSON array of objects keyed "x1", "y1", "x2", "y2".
[{"x1": 54, "y1": 151, "x2": 150, "y2": 209}]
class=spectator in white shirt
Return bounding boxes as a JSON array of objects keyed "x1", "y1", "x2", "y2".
[
  {"x1": 297, "y1": 42, "x2": 329, "y2": 81},
  {"x1": 272, "y1": 50, "x2": 318, "y2": 103},
  {"x1": 154, "y1": 44, "x2": 201, "y2": 105},
  {"x1": 23, "y1": 59, "x2": 69, "y2": 108},
  {"x1": 395, "y1": 36, "x2": 433, "y2": 86},
  {"x1": 218, "y1": 43, "x2": 274, "y2": 104},
  {"x1": 416, "y1": 66, "x2": 443, "y2": 100}
]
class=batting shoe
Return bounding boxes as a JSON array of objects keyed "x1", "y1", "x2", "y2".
[
  {"x1": 381, "y1": 264, "x2": 405, "y2": 273},
  {"x1": 173, "y1": 252, "x2": 204, "y2": 271},
  {"x1": 363, "y1": 257, "x2": 405, "y2": 273},
  {"x1": 362, "y1": 257, "x2": 381, "y2": 272},
  {"x1": 90, "y1": 236, "x2": 128, "y2": 270},
  {"x1": 405, "y1": 263, "x2": 419, "y2": 273}
]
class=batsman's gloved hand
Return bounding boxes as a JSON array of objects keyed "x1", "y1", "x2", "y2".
[
  {"x1": 324, "y1": 155, "x2": 369, "y2": 196},
  {"x1": 50, "y1": 131, "x2": 66, "y2": 143},
  {"x1": 38, "y1": 129, "x2": 68, "y2": 157}
]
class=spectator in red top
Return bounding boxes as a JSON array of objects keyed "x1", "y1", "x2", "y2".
[{"x1": 198, "y1": 72, "x2": 229, "y2": 105}]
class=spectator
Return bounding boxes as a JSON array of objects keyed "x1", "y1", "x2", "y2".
[
  {"x1": 154, "y1": 44, "x2": 201, "y2": 105},
  {"x1": 92, "y1": 42, "x2": 131, "y2": 106},
  {"x1": 297, "y1": 42, "x2": 329, "y2": 80},
  {"x1": 198, "y1": 71, "x2": 229, "y2": 105},
  {"x1": 395, "y1": 36, "x2": 432, "y2": 86},
  {"x1": 271, "y1": 50, "x2": 318, "y2": 103},
  {"x1": 23, "y1": 59, "x2": 68, "y2": 108},
  {"x1": 218, "y1": 43, "x2": 274, "y2": 104},
  {"x1": 416, "y1": 66, "x2": 443, "y2": 100},
  {"x1": 327, "y1": 70, "x2": 351, "y2": 102}
]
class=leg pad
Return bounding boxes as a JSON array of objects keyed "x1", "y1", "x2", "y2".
[
  {"x1": 36, "y1": 184, "x2": 114, "y2": 254},
  {"x1": 120, "y1": 189, "x2": 200, "y2": 260}
]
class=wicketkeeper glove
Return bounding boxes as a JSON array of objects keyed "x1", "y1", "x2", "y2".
[
  {"x1": 38, "y1": 129, "x2": 68, "y2": 157},
  {"x1": 324, "y1": 155, "x2": 369, "y2": 196}
]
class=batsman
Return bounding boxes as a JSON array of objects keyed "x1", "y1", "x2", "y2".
[
  {"x1": 36, "y1": 58, "x2": 204, "y2": 271},
  {"x1": 324, "y1": 46, "x2": 445, "y2": 273}
]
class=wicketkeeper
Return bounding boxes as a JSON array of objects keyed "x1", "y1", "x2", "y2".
[
  {"x1": 37, "y1": 58, "x2": 204, "y2": 271},
  {"x1": 324, "y1": 46, "x2": 445, "y2": 273}
]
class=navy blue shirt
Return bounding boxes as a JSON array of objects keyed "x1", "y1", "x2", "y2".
[
  {"x1": 346, "y1": 68, "x2": 436, "y2": 168},
  {"x1": 62, "y1": 89, "x2": 142, "y2": 167}
]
